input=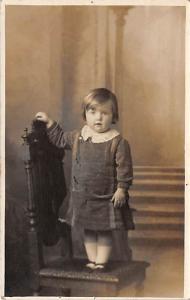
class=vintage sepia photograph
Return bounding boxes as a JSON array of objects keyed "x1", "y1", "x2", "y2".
[{"x1": 1, "y1": 0, "x2": 189, "y2": 298}]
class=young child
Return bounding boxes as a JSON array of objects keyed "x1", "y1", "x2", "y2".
[{"x1": 35, "y1": 88, "x2": 134, "y2": 272}]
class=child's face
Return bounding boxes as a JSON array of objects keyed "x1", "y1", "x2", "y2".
[{"x1": 85, "y1": 100, "x2": 113, "y2": 133}]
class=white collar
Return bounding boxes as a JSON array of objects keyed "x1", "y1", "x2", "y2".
[{"x1": 81, "y1": 125, "x2": 120, "y2": 143}]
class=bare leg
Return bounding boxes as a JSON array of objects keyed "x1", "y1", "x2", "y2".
[
  {"x1": 95, "y1": 231, "x2": 112, "y2": 267},
  {"x1": 84, "y1": 229, "x2": 97, "y2": 266}
]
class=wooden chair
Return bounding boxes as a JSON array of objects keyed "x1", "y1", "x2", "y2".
[{"x1": 22, "y1": 121, "x2": 150, "y2": 297}]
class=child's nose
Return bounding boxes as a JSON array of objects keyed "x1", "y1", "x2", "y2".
[{"x1": 96, "y1": 112, "x2": 102, "y2": 120}]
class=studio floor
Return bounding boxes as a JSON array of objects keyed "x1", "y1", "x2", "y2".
[{"x1": 118, "y1": 244, "x2": 184, "y2": 297}]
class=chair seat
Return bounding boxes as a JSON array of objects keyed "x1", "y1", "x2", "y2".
[{"x1": 39, "y1": 258, "x2": 150, "y2": 296}]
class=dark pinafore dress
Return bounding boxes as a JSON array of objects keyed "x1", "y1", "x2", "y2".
[{"x1": 47, "y1": 123, "x2": 134, "y2": 232}]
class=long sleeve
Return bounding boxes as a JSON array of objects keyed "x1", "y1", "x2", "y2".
[
  {"x1": 115, "y1": 138, "x2": 133, "y2": 189},
  {"x1": 47, "y1": 122, "x2": 77, "y2": 150}
]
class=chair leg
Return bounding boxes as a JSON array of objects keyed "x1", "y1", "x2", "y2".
[
  {"x1": 33, "y1": 287, "x2": 41, "y2": 296},
  {"x1": 135, "y1": 271, "x2": 145, "y2": 297},
  {"x1": 135, "y1": 281, "x2": 144, "y2": 297},
  {"x1": 61, "y1": 288, "x2": 71, "y2": 296},
  {"x1": 60, "y1": 223, "x2": 73, "y2": 259}
]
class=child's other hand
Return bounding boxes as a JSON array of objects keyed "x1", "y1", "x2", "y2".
[
  {"x1": 111, "y1": 188, "x2": 126, "y2": 208},
  {"x1": 35, "y1": 112, "x2": 53, "y2": 128}
]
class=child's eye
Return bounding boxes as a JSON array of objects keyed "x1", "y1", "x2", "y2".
[
  {"x1": 89, "y1": 108, "x2": 95, "y2": 113},
  {"x1": 102, "y1": 111, "x2": 110, "y2": 116}
]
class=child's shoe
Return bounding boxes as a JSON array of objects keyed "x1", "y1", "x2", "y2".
[
  {"x1": 94, "y1": 263, "x2": 107, "y2": 273},
  {"x1": 83, "y1": 261, "x2": 96, "y2": 272}
]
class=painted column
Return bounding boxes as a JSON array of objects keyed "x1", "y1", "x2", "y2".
[
  {"x1": 111, "y1": 7, "x2": 132, "y2": 131},
  {"x1": 94, "y1": 6, "x2": 108, "y2": 87}
]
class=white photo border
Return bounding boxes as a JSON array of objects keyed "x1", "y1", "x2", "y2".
[{"x1": 1, "y1": 0, "x2": 189, "y2": 299}]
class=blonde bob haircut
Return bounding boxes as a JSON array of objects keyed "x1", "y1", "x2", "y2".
[{"x1": 82, "y1": 88, "x2": 119, "y2": 124}]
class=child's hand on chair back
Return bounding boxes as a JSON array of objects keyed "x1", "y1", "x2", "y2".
[{"x1": 35, "y1": 112, "x2": 53, "y2": 128}]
